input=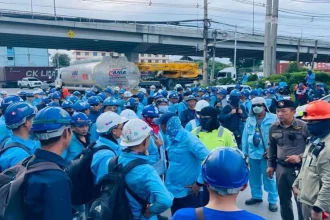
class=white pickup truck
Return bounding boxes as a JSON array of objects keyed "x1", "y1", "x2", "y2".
[{"x1": 18, "y1": 77, "x2": 42, "y2": 89}]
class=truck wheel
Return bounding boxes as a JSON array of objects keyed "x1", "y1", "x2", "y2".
[
  {"x1": 19, "y1": 84, "x2": 22, "y2": 89},
  {"x1": 28, "y1": 84, "x2": 31, "y2": 89},
  {"x1": 165, "y1": 79, "x2": 176, "y2": 90}
]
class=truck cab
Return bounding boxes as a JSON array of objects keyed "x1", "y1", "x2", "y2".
[{"x1": 217, "y1": 67, "x2": 237, "y2": 81}]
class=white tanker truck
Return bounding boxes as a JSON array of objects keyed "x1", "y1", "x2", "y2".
[{"x1": 55, "y1": 56, "x2": 141, "y2": 91}]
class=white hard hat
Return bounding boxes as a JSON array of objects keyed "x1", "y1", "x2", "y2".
[
  {"x1": 114, "y1": 86, "x2": 120, "y2": 91},
  {"x1": 158, "y1": 89, "x2": 163, "y2": 94},
  {"x1": 266, "y1": 82, "x2": 271, "y2": 86},
  {"x1": 120, "y1": 109, "x2": 138, "y2": 120},
  {"x1": 150, "y1": 85, "x2": 156, "y2": 89},
  {"x1": 265, "y1": 80, "x2": 270, "y2": 84},
  {"x1": 120, "y1": 119, "x2": 152, "y2": 147},
  {"x1": 96, "y1": 111, "x2": 128, "y2": 134},
  {"x1": 195, "y1": 100, "x2": 210, "y2": 112},
  {"x1": 124, "y1": 91, "x2": 133, "y2": 98},
  {"x1": 138, "y1": 88, "x2": 147, "y2": 94},
  {"x1": 175, "y1": 84, "x2": 182, "y2": 89},
  {"x1": 0, "y1": 90, "x2": 7, "y2": 95}
]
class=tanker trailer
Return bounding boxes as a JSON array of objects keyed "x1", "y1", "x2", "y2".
[{"x1": 55, "y1": 56, "x2": 140, "y2": 91}]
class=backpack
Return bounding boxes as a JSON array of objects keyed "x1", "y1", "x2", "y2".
[
  {"x1": 65, "y1": 141, "x2": 116, "y2": 206},
  {"x1": 0, "y1": 138, "x2": 32, "y2": 172},
  {"x1": 88, "y1": 156, "x2": 148, "y2": 220},
  {"x1": 0, "y1": 156, "x2": 62, "y2": 220}
]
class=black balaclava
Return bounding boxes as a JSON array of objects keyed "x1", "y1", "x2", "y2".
[{"x1": 199, "y1": 106, "x2": 219, "y2": 132}]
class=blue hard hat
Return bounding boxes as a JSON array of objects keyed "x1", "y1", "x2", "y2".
[
  {"x1": 67, "y1": 95, "x2": 79, "y2": 104},
  {"x1": 202, "y1": 94, "x2": 210, "y2": 100},
  {"x1": 74, "y1": 100, "x2": 90, "y2": 112},
  {"x1": 97, "y1": 92, "x2": 107, "y2": 101},
  {"x1": 41, "y1": 97, "x2": 51, "y2": 105},
  {"x1": 153, "y1": 93, "x2": 164, "y2": 100},
  {"x1": 192, "y1": 87, "x2": 199, "y2": 93},
  {"x1": 169, "y1": 92, "x2": 179, "y2": 99},
  {"x1": 51, "y1": 93, "x2": 60, "y2": 100},
  {"x1": 1, "y1": 95, "x2": 23, "y2": 112},
  {"x1": 187, "y1": 95, "x2": 197, "y2": 102},
  {"x1": 88, "y1": 96, "x2": 100, "y2": 105},
  {"x1": 268, "y1": 88, "x2": 275, "y2": 95},
  {"x1": 235, "y1": 84, "x2": 241, "y2": 90},
  {"x1": 192, "y1": 92, "x2": 200, "y2": 98},
  {"x1": 48, "y1": 101, "x2": 60, "y2": 107},
  {"x1": 103, "y1": 87, "x2": 113, "y2": 95},
  {"x1": 5, "y1": 102, "x2": 36, "y2": 129},
  {"x1": 230, "y1": 89, "x2": 241, "y2": 97},
  {"x1": 86, "y1": 91, "x2": 95, "y2": 98},
  {"x1": 103, "y1": 97, "x2": 120, "y2": 107},
  {"x1": 262, "y1": 89, "x2": 268, "y2": 96},
  {"x1": 95, "y1": 96, "x2": 104, "y2": 103},
  {"x1": 202, "y1": 147, "x2": 249, "y2": 189},
  {"x1": 161, "y1": 90, "x2": 168, "y2": 98},
  {"x1": 31, "y1": 107, "x2": 72, "y2": 139},
  {"x1": 218, "y1": 88, "x2": 227, "y2": 96},
  {"x1": 73, "y1": 91, "x2": 81, "y2": 96},
  {"x1": 125, "y1": 98, "x2": 138, "y2": 107},
  {"x1": 119, "y1": 89, "x2": 126, "y2": 94},
  {"x1": 26, "y1": 92, "x2": 34, "y2": 97},
  {"x1": 156, "y1": 98, "x2": 169, "y2": 106},
  {"x1": 250, "y1": 89, "x2": 259, "y2": 97},
  {"x1": 316, "y1": 82, "x2": 322, "y2": 86},
  {"x1": 17, "y1": 91, "x2": 26, "y2": 96},
  {"x1": 49, "y1": 88, "x2": 56, "y2": 93},
  {"x1": 142, "y1": 105, "x2": 159, "y2": 118},
  {"x1": 211, "y1": 87, "x2": 218, "y2": 93},
  {"x1": 241, "y1": 89, "x2": 250, "y2": 98},
  {"x1": 71, "y1": 112, "x2": 91, "y2": 127},
  {"x1": 136, "y1": 92, "x2": 144, "y2": 101},
  {"x1": 61, "y1": 100, "x2": 74, "y2": 109}
]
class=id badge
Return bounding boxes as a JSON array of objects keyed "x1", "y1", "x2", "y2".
[{"x1": 304, "y1": 155, "x2": 312, "y2": 168}]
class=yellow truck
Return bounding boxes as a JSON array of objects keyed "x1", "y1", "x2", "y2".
[{"x1": 137, "y1": 62, "x2": 202, "y2": 89}]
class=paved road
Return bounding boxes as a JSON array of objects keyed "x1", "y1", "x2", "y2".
[
  {"x1": 4, "y1": 88, "x2": 41, "y2": 95},
  {"x1": 4, "y1": 88, "x2": 300, "y2": 219}
]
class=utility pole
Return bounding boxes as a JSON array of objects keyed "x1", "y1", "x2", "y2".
[
  {"x1": 202, "y1": 0, "x2": 209, "y2": 85},
  {"x1": 297, "y1": 39, "x2": 301, "y2": 69},
  {"x1": 54, "y1": 0, "x2": 57, "y2": 20},
  {"x1": 210, "y1": 30, "x2": 217, "y2": 82},
  {"x1": 311, "y1": 40, "x2": 318, "y2": 70},
  {"x1": 31, "y1": 0, "x2": 33, "y2": 13},
  {"x1": 253, "y1": 0, "x2": 255, "y2": 35},
  {"x1": 271, "y1": 0, "x2": 279, "y2": 75},
  {"x1": 263, "y1": 0, "x2": 272, "y2": 77},
  {"x1": 234, "y1": 25, "x2": 237, "y2": 69}
]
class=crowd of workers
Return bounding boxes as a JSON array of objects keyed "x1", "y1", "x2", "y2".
[{"x1": 0, "y1": 69, "x2": 329, "y2": 220}]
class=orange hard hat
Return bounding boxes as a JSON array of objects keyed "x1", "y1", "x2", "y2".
[{"x1": 302, "y1": 100, "x2": 330, "y2": 120}]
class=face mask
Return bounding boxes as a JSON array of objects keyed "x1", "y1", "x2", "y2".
[
  {"x1": 253, "y1": 106, "x2": 263, "y2": 114},
  {"x1": 158, "y1": 106, "x2": 169, "y2": 114},
  {"x1": 199, "y1": 118, "x2": 210, "y2": 131},
  {"x1": 307, "y1": 120, "x2": 330, "y2": 136}
]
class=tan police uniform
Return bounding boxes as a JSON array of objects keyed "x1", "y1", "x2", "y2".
[
  {"x1": 268, "y1": 100, "x2": 309, "y2": 220},
  {"x1": 293, "y1": 134, "x2": 330, "y2": 219}
]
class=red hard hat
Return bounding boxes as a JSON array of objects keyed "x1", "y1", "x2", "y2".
[{"x1": 302, "y1": 100, "x2": 330, "y2": 120}]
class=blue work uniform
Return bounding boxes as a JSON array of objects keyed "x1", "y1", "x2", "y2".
[
  {"x1": 148, "y1": 133, "x2": 166, "y2": 175},
  {"x1": 91, "y1": 136, "x2": 121, "y2": 184},
  {"x1": 23, "y1": 148, "x2": 72, "y2": 220},
  {"x1": 88, "y1": 110, "x2": 101, "y2": 124},
  {"x1": 0, "y1": 134, "x2": 40, "y2": 171},
  {"x1": 89, "y1": 123, "x2": 99, "y2": 143},
  {"x1": 242, "y1": 74, "x2": 249, "y2": 83},
  {"x1": 169, "y1": 102, "x2": 178, "y2": 113},
  {"x1": 32, "y1": 98, "x2": 42, "y2": 106},
  {"x1": 210, "y1": 94, "x2": 217, "y2": 107},
  {"x1": 185, "y1": 118, "x2": 200, "y2": 132},
  {"x1": 241, "y1": 99, "x2": 252, "y2": 114},
  {"x1": 306, "y1": 72, "x2": 315, "y2": 86},
  {"x1": 180, "y1": 108, "x2": 196, "y2": 128},
  {"x1": 177, "y1": 101, "x2": 187, "y2": 119},
  {"x1": 142, "y1": 96, "x2": 148, "y2": 106},
  {"x1": 165, "y1": 129, "x2": 210, "y2": 214},
  {"x1": 118, "y1": 151, "x2": 173, "y2": 220},
  {"x1": 62, "y1": 133, "x2": 90, "y2": 163},
  {"x1": 25, "y1": 100, "x2": 35, "y2": 106},
  {"x1": 242, "y1": 112, "x2": 278, "y2": 204},
  {"x1": 138, "y1": 103, "x2": 145, "y2": 116},
  {"x1": 0, "y1": 115, "x2": 12, "y2": 143},
  {"x1": 278, "y1": 81, "x2": 288, "y2": 88},
  {"x1": 257, "y1": 88, "x2": 263, "y2": 96},
  {"x1": 172, "y1": 207, "x2": 264, "y2": 220}
]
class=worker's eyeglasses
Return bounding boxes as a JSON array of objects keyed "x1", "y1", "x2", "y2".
[{"x1": 252, "y1": 104, "x2": 263, "y2": 107}]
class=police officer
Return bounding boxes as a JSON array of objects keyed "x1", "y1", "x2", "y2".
[
  {"x1": 25, "y1": 106, "x2": 73, "y2": 219},
  {"x1": 267, "y1": 99, "x2": 308, "y2": 220},
  {"x1": 292, "y1": 100, "x2": 330, "y2": 220},
  {"x1": 242, "y1": 97, "x2": 278, "y2": 212}
]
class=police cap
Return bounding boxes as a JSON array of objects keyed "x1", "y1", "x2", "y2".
[{"x1": 277, "y1": 100, "x2": 296, "y2": 109}]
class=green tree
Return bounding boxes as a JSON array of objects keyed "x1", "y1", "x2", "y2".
[
  {"x1": 286, "y1": 61, "x2": 302, "y2": 73},
  {"x1": 196, "y1": 61, "x2": 230, "y2": 76},
  {"x1": 229, "y1": 58, "x2": 262, "y2": 71},
  {"x1": 52, "y1": 53, "x2": 71, "y2": 67}
]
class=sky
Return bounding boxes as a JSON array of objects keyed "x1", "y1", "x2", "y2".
[{"x1": 1, "y1": 0, "x2": 329, "y2": 62}]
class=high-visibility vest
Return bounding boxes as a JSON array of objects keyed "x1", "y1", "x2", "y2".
[{"x1": 192, "y1": 126, "x2": 237, "y2": 151}]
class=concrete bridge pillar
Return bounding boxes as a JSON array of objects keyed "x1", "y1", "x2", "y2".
[{"x1": 124, "y1": 52, "x2": 139, "y2": 62}]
